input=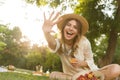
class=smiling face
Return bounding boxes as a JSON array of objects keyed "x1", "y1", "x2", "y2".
[
  {"x1": 63, "y1": 20, "x2": 78, "y2": 41},
  {"x1": 61, "y1": 18, "x2": 82, "y2": 46}
]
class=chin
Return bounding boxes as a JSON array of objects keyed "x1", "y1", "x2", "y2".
[{"x1": 65, "y1": 38, "x2": 74, "y2": 41}]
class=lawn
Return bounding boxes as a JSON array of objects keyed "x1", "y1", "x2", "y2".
[
  {"x1": 0, "y1": 72, "x2": 49, "y2": 80},
  {"x1": 0, "y1": 67, "x2": 49, "y2": 80}
]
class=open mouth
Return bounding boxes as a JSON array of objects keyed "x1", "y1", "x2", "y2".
[{"x1": 66, "y1": 31, "x2": 73, "y2": 35}]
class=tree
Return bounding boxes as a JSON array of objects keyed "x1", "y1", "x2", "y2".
[
  {"x1": 25, "y1": 0, "x2": 77, "y2": 13},
  {"x1": 0, "y1": 25, "x2": 7, "y2": 51},
  {"x1": 0, "y1": 41, "x2": 6, "y2": 51},
  {"x1": 24, "y1": 0, "x2": 120, "y2": 67},
  {"x1": 74, "y1": 0, "x2": 120, "y2": 67},
  {"x1": 100, "y1": 0, "x2": 120, "y2": 66},
  {"x1": 0, "y1": 24, "x2": 30, "y2": 67}
]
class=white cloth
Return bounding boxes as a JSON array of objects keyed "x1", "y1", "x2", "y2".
[{"x1": 0, "y1": 67, "x2": 7, "y2": 72}]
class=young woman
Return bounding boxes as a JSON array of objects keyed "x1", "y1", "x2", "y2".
[{"x1": 42, "y1": 12, "x2": 120, "y2": 80}]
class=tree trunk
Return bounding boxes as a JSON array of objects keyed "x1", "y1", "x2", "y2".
[
  {"x1": 99, "y1": 0, "x2": 120, "y2": 67},
  {"x1": 100, "y1": 29, "x2": 118, "y2": 67}
]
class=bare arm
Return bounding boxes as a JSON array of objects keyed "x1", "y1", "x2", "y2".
[{"x1": 42, "y1": 12, "x2": 61, "y2": 50}]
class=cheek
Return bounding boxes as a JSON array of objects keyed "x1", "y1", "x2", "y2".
[
  {"x1": 63, "y1": 29, "x2": 66, "y2": 34},
  {"x1": 74, "y1": 29, "x2": 78, "y2": 35},
  {"x1": 63, "y1": 27, "x2": 67, "y2": 33}
]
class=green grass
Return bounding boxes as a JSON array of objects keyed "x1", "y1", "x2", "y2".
[{"x1": 0, "y1": 72, "x2": 49, "y2": 80}]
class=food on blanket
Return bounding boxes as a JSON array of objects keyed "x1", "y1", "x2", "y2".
[
  {"x1": 70, "y1": 58, "x2": 78, "y2": 63},
  {"x1": 7, "y1": 65, "x2": 15, "y2": 71},
  {"x1": 87, "y1": 72, "x2": 94, "y2": 78},
  {"x1": 77, "y1": 72, "x2": 98, "y2": 80}
]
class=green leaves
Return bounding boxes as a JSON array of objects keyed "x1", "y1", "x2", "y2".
[
  {"x1": 36, "y1": 0, "x2": 48, "y2": 6},
  {"x1": 0, "y1": 41, "x2": 6, "y2": 51}
]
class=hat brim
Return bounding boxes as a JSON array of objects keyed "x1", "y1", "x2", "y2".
[{"x1": 57, "y1": 13, "x2": 89, "y2": 35}]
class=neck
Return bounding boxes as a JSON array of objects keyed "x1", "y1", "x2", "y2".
[
  {"x1": 66, "y1": 39, "x2": 73, "y2": 44},
  {"x1": 63, "y1": 40, "x2": 74, "y2": 56},
  {"x1": 64, "y1": 40, "x2": 73, "y2": 49}
]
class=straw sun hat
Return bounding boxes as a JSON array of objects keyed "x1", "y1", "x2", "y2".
[{"x1": 57, "y1": 13, "x2": 89, "y2": 35}]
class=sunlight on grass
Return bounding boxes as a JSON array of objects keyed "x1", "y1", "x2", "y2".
[{"x1": 0, "y1": 72, "x2": 49, "y2": 80}]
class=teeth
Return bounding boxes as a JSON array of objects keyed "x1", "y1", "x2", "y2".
[{"x1": 67, "y1": 32, "x2": 72, "y2": 35}]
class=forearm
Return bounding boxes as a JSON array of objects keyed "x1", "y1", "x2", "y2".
[
  {"x1": 80, "y1": 61, "x2": 88, "y2": 67},
  {"x1": 42, "y1": 28, "x2": 56, "y2": 50},
  {"x1": 77, "y1": 60, "x2": 89, "y2": 68},
  {"x1": 42, "y1": 12, "x2": 60, "y2": 50},
  {"x1": 72, "y1": 60, "x2": 89, "y2": 68}
]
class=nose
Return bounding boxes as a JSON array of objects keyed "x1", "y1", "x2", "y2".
[{"x1": 69, "y1": 26, "x2": 73, "y2": 30}]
